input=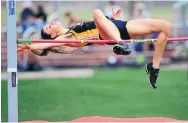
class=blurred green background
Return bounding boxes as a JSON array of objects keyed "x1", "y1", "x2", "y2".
[{"x1": 1, "y1": 8, "x2": 174, "y2": 26}]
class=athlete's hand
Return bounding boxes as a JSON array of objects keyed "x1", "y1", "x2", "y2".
[
  {"x1": 17, "y1": 44, "x2": 31, "y2": 55},
  {"x1": 112, "y1": 8, "x2": 121, "y2": 20}
]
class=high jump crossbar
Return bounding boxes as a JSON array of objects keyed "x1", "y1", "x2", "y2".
[{"x1": 17, "y1": 37, "x2": 188, "y2": 44}]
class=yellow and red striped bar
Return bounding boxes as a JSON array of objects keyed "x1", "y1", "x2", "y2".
[{"x1": 17, "y1": 37, "x2": 188, "y2": 44}]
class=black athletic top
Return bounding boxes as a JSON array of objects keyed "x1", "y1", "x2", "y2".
[{"x1": 65, "y1": 21, "x2": 100, "y2": 40}]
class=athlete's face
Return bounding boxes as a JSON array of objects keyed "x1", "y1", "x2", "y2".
[{"x1": 43, "y1": 21, "x2": 62, "y2": 35}]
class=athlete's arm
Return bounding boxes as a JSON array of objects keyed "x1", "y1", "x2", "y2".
[
  {"x1": 17, "y1": 35, "x2": 86, "y2": 55},
  {"x1": 54, "y1": 34, "x2": 86, "y2": 47},
  {"x1": 27, "y1": 35, "x2": 81, "y2": 50},
  {"x1": 17, "y1": 43, "x2": 61, "y2": 55}
]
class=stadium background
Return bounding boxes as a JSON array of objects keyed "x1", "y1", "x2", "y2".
[{"x1": 1, "y1": 1, "x2": 188, "y2": 122}]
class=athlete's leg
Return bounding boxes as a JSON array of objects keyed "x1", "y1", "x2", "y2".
[
  {"x1": 93, "y1": 9, "x2": 121, "y2": 41},
  {"x1": 93, "y1": 9, "x2": 131, "y2": 55},
  {"x1": 126, "y1": 19, "x2": 170, "y2": 89},
  {"x1": 127, "y1": 19, "x2": 170, "y2": 69}
]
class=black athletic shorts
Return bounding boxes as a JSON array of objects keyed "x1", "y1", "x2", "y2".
[
  {"x1": 111, "y1": 20, "x2": 131, "y2": 40},
  {"x1": 98, "y1": 20, "x2": 131, "y2": 45},
  {"x1": 87, "y1": 20, "x2": 131, "y2": 46}
]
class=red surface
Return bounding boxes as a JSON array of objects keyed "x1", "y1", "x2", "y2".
[
  {"x1": 71, "y1": 116, "x2": 186, "y2": 122},
  {"x1": 22, "y1": 116, "x2": 187, "y2": 122}
]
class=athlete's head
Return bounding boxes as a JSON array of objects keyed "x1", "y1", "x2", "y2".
[{"x1": 41, "y1": 21, "x2": 62, "y2": 39}]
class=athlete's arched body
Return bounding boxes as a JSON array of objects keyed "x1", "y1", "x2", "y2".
[{"x1": 18, "y1": 9, "x2": 170, "y2": 89}]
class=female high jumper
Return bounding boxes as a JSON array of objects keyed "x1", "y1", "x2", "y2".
[{"x1": 18, "y1": 9, "x2": 170, "y2": 89}]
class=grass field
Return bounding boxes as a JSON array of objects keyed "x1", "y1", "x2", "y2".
[{"x1": 1, "y1": 68, "x2": 188, "y2": 122}]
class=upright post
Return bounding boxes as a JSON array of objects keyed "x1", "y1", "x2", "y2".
[{"x1": 6, "y1": 0, "x2": 18, "y2": 122}]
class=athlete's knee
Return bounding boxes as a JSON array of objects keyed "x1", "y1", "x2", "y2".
[
  {"x1": 157, "y1": 21, "x2": 170, "y2": 44},
  {"x1": 161, "y1": 21, "x2": 170, "y2": 35},
  {"x1": 93, "y1": 9, "x2": 105, "y2": 20}
]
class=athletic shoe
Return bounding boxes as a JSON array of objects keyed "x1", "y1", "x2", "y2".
[
  {"x1": 145, "y1": 63, "x2": 160, "y2": 89},
  {"x1": 113, "y1": 41, "x2": 131, "y2": 55}
]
